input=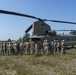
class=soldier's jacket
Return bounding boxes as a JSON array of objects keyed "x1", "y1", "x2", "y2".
[
  {"x1": 37, "y1": 41, "x2": 41, "y2": 49},
  {"x1": 31, "y1": 42, "x2": 35, "y2": 50},
  {"x1": 51, "y1": 42, "x2": 54, "y2": 50},
  {"x1": 3, "y1": 43, "x2": 6, "y2": 50},
  {"x1": 0, "y1": 43, "x2": 3, "y2": 50},
  {"x1": 57, "y1": 42, "x2": 60, "y2": 48},
  {"x1": 13, "y1": 43, "x2": 17, "y2": 50},
  {"x1": 53, "y1": 41, "x2": 57, "y2": 48},
  {"x1": 61, "y1": 42, "x2": 65, "y2": 48},
  {"x1": 8, "y1": 43, "x2": 10, "y2": 50},
  {"x1": 43, "y1": 41, "x2": 49, "y2": 50},
  {"x1": 20, "y1": 42, "x2": 24, "y2": 49},
  {"x1": 26, "y1": 42, "x2": 30, "y2": 49}
]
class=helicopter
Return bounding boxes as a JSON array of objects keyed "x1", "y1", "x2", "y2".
[{"x1": 0, "y1": 10, "x2": 76, "y2": 47}]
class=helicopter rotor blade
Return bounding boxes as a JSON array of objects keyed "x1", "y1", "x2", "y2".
[
  {"x1": 0, "y1": 10, "x2": 43, "y2": 21},
  {"x1": 44, "y1": 19, "x2": 76, "y2": 24},
  {"x1": 25, "y1": 25, "x2": 32, "y2": 33},
  {"x1": 56, "y1": 30, "x2": 76, "y2": 31},
  {"x1": 0, "y1": 10, "x2": 76, "y2": 24}
]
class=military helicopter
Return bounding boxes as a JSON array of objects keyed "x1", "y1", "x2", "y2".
[{"x1": 0, "y1": 10, "x2": 76, "y2": 47}]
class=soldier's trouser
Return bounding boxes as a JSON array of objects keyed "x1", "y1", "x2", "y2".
[
  {"x1": 26, "y1": 49, "x2": 30, "y2": 55},
  {"x1": 35, "y1": 49, "x2": 39, "y2": 55},
  {"x1": 7, "y1": 49, "x2": 11, "y2": 55},
  {"x1": 32, "y1": 49, "x2": 35, "y2": 55},
  {"x1": 45, "y1": 49, "x2": 49, "y2": 56},
  {"x1": 20, "y1": 48, "x2": 24, "y2": 55},
  {"x1": 61, "y1": 48, "x2": 65, "y2": 54},
  {"x1": 1, "y1": 50, "x2": 5, "y2": 55}
]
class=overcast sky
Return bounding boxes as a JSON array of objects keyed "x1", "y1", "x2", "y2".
[{"x1": 0, "y1": 0, "x2": 76, "y2": 40}]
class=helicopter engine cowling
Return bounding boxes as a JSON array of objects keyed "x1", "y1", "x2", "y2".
[
  {"x1": 70, "y1": 31, "x2": 76, "y2": 35},
  {"x1": 46, "y1": 30, "x2": 56, "y2": 35}
]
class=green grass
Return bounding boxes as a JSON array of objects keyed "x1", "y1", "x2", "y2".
[{"x1": 0, "y1": 49, "x2": 76, "y2": 75}]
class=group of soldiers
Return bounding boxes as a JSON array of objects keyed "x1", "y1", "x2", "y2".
[{"x1": 0, "y1": 39, "x2": 66, "y2": 56}]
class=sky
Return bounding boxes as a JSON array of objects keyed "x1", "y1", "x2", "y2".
[{"x1": 0, "y1": 0, "x2": 76, "y2": 40}]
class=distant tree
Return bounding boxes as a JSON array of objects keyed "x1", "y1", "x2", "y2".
[
  {"x1": 7, "y1": 38, "x2": 12, "y2": 42},
  {"x1": 17, "y1": 37, "x2": 22, "y2": 42},
  {"x1": 22, "y1": 33, "x2": 30, "y2": 42}
]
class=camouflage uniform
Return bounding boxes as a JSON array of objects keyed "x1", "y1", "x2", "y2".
[
  {"x1": 31, "y1": 42, "x2": 35, "y2": 55},
  {"x1": 50, "y1": 42, "x2": 54, "y2": 54},
  {"x1": 0, "y1": 42, "x2": 4, "y2": 55},
  {"x1": 7, "y1": 42, "x2": 11, "y2": 55},
  {"x1": 13, "y1": 42, "x2": 17, "y2": 55},
  {"x1": 43, "y1": 39, "x2": 49, "y2": 56},
  {"x1": 56, "y1": 40, "x2": 60, "y2": 53},
  {"x1": 35, "y1": 41, "x2": 41, "y2": 56},
  {"x1": 2, "y1": 42, "x2": 6, "y2": 55},
  {"x1": 61, "y1": 40, "x2": 66, "y2": 54},
  {"x1": 20, "y1": 42, "x2": 24, "y2": 55},
  {"x1": 26, "y1": 42, "x2": 30, "y2": 55},
  {"x1": 53, "y1": 40, "x2": 57, "y2": 53}
]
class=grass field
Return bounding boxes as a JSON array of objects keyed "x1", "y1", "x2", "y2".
[{"x1": 0, "y1": 48, "x2": 76, "y2": 75}]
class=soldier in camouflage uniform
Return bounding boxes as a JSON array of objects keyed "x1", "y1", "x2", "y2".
[
  {"x1": 13, "y1": 42, "x2": 18, "y2": 55},
  {"x1": 61, "y1": 40, "x2": 66, "y2": 54},
  {"x1": 56, "y1": 40, "x2": 60, "y2": 53},
  {"x1": 31, "y1": 42, "x2": 35, "y2": 55},
  {"x1": 26, "y1": 42, "x2": 30, "y2": 55},
  {"x1": 0, "y1": 42, "x2": 4, "y2": 55},
  {"x1": 50, "y1": 42, "x2": 54, "y2": 54},
  {"x1": 7, "y1": 42, "x2": 11, "y2": 55},
  {"x1": 20, "y1": 42, "x2": 24, "y2": 55},
  {"x1": 43, "y1": 39, "x2": 49, "y2": 56},
  {"x1": 2, "y1": 42, "x2": 6, "y2": 55},
  {"x1": 35, "y1": 41, "x2": 41, "y2": 56},
  {"x1": 53, "y1": 40, "x2": 57, "y2": 54}
]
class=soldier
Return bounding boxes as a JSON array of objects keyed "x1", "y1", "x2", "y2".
[
  {"x1": 20, "y1": 42, "x2": 24, "y2": 55},
  {"x1": 50, "y1": 42, "x2": 54, "y2": 54},
  {"x1": 31, "y1": 42, "x2": 35, "y2": 55},
  {"x1": 7, "y1": 42, "x2": 11, "y2": 55},
  {"x1": 13, "y1": 42, "x2": 18, "y2": 55},
  {"x1": 53, "y1": 40, "x2": 57, "y2": 54},
  {"x1": 26, "y1": 42, "x2": 30, "y2": 55},
  {"x1": 0, "y1": 42, "x2": 4, "y2": 55},
  {"x1": 2, "y1": 42, "x2": 6, "y2": 55},
  {"x1": 56, "y1": 40, "x2": 60, "y2": 53},
  {"x1": 43, "y1": 39, "x2": 49, "y2": 56},
  {"x1": 61, "y1": 40, "x2": 66, "y2": 54},
  {"x1": 0, "y1": 42, "x2": 1, "y2": 54},
  {"x1": 17, "y1": 42, "x2": 20, "y2": 55},
  {"x1": 35, "y1": 41, "x2": 41, "y2": 56}
]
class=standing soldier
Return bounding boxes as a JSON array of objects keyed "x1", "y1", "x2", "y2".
[
  {"x1": 43, "y1": 39, "x2": 49, "y2": 56},
  {"x1": 20, "y1": 42, "x2": 24, "y2": 55},
  {"x1": 31, "y1": 42, "x2": 35, "y2": 55},
  {"x1": 53, "y1": 40, "x2": 57, "y2": 54},
  {"x1": 13, "y1": 42, "x2": 17, "y2": 55},
  {"x1": 17, "y1": 42, "x2": 20, "y2": 55},
  {"x1": 26, "y1": 42, "x2": 30, "y2": 55},
  {"x1": 0, "y1": 42, "x2": 4, "y2": 55},
  {"x1": 56, "y1": 40, "x2": 60, "y2": 53},
  {"x1": 61, "y1": 40, "x2": 66, "y2": 54},
  {"x1": 2, "y1": 42, "x2": 6, "y2": 55},
  {"x1": 50, "y1": 42, "x2": 54, "y2": 54},
  {"x1": 35, "y1": 41, "x2": 41, "y2": 56},
  {"x1": 7, "y1": 42, "x2": 11, "y2": 55}
]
